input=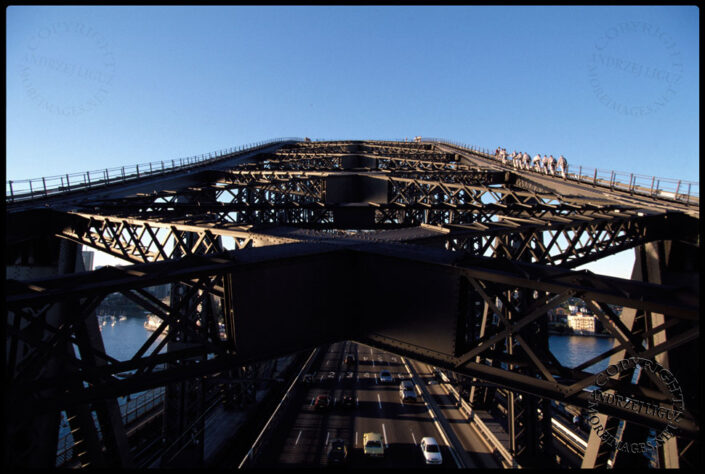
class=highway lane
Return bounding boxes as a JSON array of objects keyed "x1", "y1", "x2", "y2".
[
  {"x1": 245, "y1": 341, "x2": 586, "y2": 469},
  {"x1": 271, "y1": 340, "x2": 354, "y2": 466},
  {"x1": 408, "y1": 359, "x2": 501, "y2": 468},
  {"x1": 353, "y1": 344, "x2": 456, "y2": 468},
  {"x1": 254, "y1": 341, "x2": 457, "y2": 468}
]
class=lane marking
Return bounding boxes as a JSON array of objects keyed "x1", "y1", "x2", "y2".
[
  {"x1": 411, "y1": 431, "x2": 417, "y2": 445},
  {"x1": 372, "y1": 359, "x2": 375, "y2": 367},
  {"x1": 356, "y1": 397, "x2": 359, "y2": 407},
  {"x1": 295, "y1": 430, "x2": 302, "y2": 445},
  {"x1": 402, "y1": 358, "x2": 412, "y2": 377},
  {"x1": 382, "y1": 423, "x2": 389, "y2": 447},
  {"x1": 404, "y1": 357, "x2": 465, "y2": 468},
  {"x1": 377, "y1": 394, "x2": 382, "y2": 409},
  {"x1": 325, "y1": 431, "x2": 330, "y2": 446}
]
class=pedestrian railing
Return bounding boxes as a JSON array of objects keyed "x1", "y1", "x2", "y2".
[
  {"x1": 55, "y1": 386, "x2": 166, "y2": 467},
  {"x1": 55, "y1": 423, "x2": 79, "y2": 467},
  {"x1": 122, "y1": 387, "x2": 166, "y2": 426},
  {"x1": 238, "y1": 348, "x2": 319, "y2": 468},
  {"x1": 10, "y1": 137, "x2": 697, "y2": 205},
  {"x1": 569, "y1": 166, "x2": 699, "y2": 203},
  {"x1": 436, "y1": 369, "x2": 517, "y2": 468},
  {"x1": 421, "y1": 138, "x2": 699, "y2": 204},
  {"x1": 7, "y1": 138, "x2": 302, "y2": 204}
]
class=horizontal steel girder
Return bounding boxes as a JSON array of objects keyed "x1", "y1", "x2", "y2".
[
  {"x1": 5, "y1": 240, "x2": 698, "y2": 438},
  {"x1": 7, "y1": 241, "x2": 697, "y2": 320},
  {"x1": 36, "y1": 206, "x2": 692, "y2": 272}
]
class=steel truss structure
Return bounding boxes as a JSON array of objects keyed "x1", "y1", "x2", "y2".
[{"x1": 5, "y1": 139, "x2": 700, "y2": 469}]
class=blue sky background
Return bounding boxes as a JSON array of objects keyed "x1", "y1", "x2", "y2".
[{"x1": 5, "y1": 6, "x2": 699, "y2": 275}]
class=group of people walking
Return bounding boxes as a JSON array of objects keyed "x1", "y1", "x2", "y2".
[{"x1": 494, "y1": 147, "x2": 568, "y2": 178}]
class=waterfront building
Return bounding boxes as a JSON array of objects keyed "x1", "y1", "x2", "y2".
[
  {"x1": 551, "y1": 307, "x2": 568, "y2": 322},
  {"x1": 567, "y1": 313, "x2": 596, "y2": 333}
]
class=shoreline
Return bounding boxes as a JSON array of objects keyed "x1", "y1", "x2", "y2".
[{"x1": 549, "y1": 330, "x2": 614, "y2": 338}]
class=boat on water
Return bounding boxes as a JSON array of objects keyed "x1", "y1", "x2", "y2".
[
  {"x1": 98, "y1": 314, "x2": 111, "y2": 326},
  {"x1": 119, "y1": 315, "x2": 127, "y2": 321},
  {"x1": 144, "y1": 314, "x2": 168, "y2": 333}
]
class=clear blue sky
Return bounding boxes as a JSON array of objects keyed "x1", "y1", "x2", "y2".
[{"x1": 6, "y1": 6, "x2": 699, "y2": 276}]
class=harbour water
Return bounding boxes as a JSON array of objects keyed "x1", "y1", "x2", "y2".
[
  {"x1": 95, "y1": 316, "x2": 616, "y2": 380},
  {"x1": 95, "y1": 315, "x2": 617, "y2": 381},
  {"x1": 56, "y1": 315, "x2": 168, "y2": 464},
  {"x1": 98, "y1": 314, "x2": 168, "y2": 359},
  {"x1": 549, "y1": 334, "x2": 615, "y2": 373}
]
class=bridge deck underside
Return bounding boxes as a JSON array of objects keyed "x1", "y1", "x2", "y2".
[{"x1": 6, "y1": 241, "x2": 699, "y2": 439}]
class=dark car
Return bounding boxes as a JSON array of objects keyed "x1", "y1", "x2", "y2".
[
  {"x1": 328, "y1": 439, "x2": 348, "y2": 464},
  {"x1": 400, "y1": 387, "x2": 417, "y2": 403},
  {"x1": 314, "y1": 394, "x2": 331, "y2": 410},
  {"x1": 340, "y1": 394, "x2": 355, "y2": 408},
  {"x1": 379, "y1": 369, "x2": 393, "y2": 383}
]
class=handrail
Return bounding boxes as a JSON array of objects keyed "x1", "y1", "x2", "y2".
[
  {"x1": 238, "y1": 348, "x2": 319, "y2": 468},
  {"x1": 9, "y1": 137, "x2": 698, "y2": 206},
  {"x1": 436, "y1": 369, "x2": 517, "y2": 468},
  {"x1": 55, "y1": 386, "x2": 166, "y2": 467},
  {"x1": 7, "y1": 138, "x2": 303, "y2": 204},
  {"x1": 421, "y1": 137, "x2": 699, "y2": 204}
]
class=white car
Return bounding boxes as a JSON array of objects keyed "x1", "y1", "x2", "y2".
[
  {"x1": 363, "y1": 432, "x2": 384, "y2": 457},
  {"x1": 379, "y1": 369, "x2": 393, "y2": 383},
  {"x1": 420, "y1": 437, "x2": 442, "y2": 464}
]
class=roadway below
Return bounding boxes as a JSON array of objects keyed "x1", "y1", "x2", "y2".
[{"x1": 251, "y1": 341, "x2": 500, "y2": 468}]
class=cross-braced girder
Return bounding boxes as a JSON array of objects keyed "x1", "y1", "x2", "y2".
[
  {"x1": 5, "y1": 139, "x2": 699, "y2": 468},
  {"x1": 5, "y1": 241, "x2": 699, "y2": 438}
]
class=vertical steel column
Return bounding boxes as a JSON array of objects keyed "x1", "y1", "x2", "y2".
[
  {"x1": 466, "y1": 300, "x2": 500, "y2": 410},
  {"x1": 640, "y1": 240, "x2": 698, "y2": 468},
  {"x1": 70, "y1": 253, "x2": 133, "y2": 467},
  {"x1": 5, "y1": 239, "x2": 64, "y2": 467},
  {"x1": 465, "y1": 231, "x2": 503, "y2": 412},
  {"x1": 57, "y1": 242, "x2": 112, "y2": 468},
  {"x1": 160, "y1": 193, "x2": 206, "y2": 468},
  {"x1": 505, "y1": 236, "x2": 523, "y2": 462},
  {"x1": 5, "y1": 239, "x2": 107, "y2": 467},
  {"x1": 581, "y1": 239, "x2": 698, "y2": 468},
  {"x1": 507, "y1": 200, "x2": 553, "y2": 467},
  {"x1": 581, "y1": 247, "x2": 649, "y2": 468}
]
